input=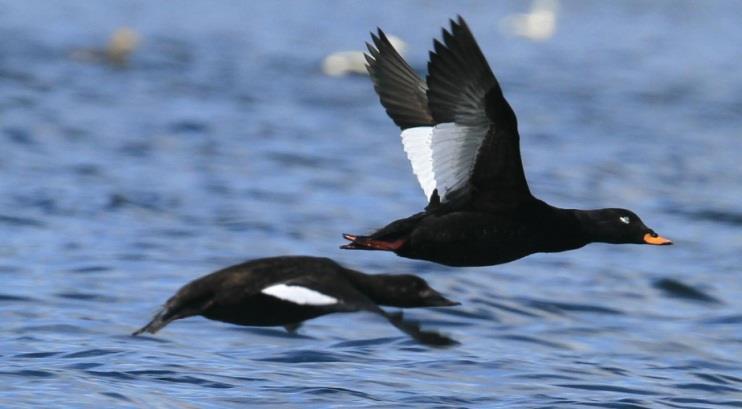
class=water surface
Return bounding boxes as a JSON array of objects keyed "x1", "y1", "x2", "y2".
[{"x1": 1, "y1": 1, "x2": 740, "y2": 407}]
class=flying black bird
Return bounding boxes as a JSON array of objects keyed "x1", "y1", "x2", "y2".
[
  {"x1": 133, "y1": 256, "x2": 458, "y2": 346},
  {"x1": 342, "y1": 16, "x2": 671, "y2": 267}
]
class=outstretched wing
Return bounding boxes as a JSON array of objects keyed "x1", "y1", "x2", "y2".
[
  {"x1": 425, "y1": 16, "x2": 531, "y2": 207},
  {"x1": 260, "y1": 275, "x2": 358, "y2": 312},
  {"x1": 366, "y1": 29, "x2": 434, "y2": 129},
  {"x1": 366, "y1": 30, "x2": 438, "y2": 202},
  {"x1": 265, "y1": 275, "x2": 456, "y2": 347}
]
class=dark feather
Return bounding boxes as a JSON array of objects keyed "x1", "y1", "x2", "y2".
[
  {"x1": 366, "y1": 30, "x2": 434, "y2": 129},
  {"x1": 426, "y1": 16, "x2": 531, "y2": 207}
]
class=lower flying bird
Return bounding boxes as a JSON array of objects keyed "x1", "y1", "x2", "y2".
[
  {"x1": 342, "y1": 16, "x2": 672, "y2": 267},
  {"x1": 133, "y1": 256, "x2": 458, "y2": 346}
]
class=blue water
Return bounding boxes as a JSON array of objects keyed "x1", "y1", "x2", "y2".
[{"x1": 1, "y1": 1, "x2": 741, "y2": 407}]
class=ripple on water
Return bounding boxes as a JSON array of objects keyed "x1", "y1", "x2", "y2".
[
  {"x1": 256, "y1": 350, "x2": 352, "y2": 364},
  {"x1": 673, "y1": 382, "x2": 741, "y2": 394},
  {"x1": 99, "y1": 392, "x2": 133, "y2": 403},
  {"x1": 576, "y1": 400, "x2": 652, "y2": 409},
  {"x1": 13, "y1": 351, "x2": 61, "y2": 359},
  {"x1": 0, "y1": 294, "x2": 35, "y2": 302},
  {"x1": 0, "y1": 214, "x2": 45, "y2": 228},
  {"x1": 679, "y1": 208, "x2": 742, "y2": 227},
  {"x1": 65, "y1": 265, "x2": 112, "y2": 274},
  {"x1": 227, "y1": 326, "x2": 314, "y2": 340},
  {"x1": 331, "y1": 336, "x2": 399, "y2": 349},
  {"x1": 83, "y1": 370, "x2": 135, "y2": 381},
  {"x1": 68, "y1": 362, "x2": 103, "y2": 370},
  {"x1": 55, "y1": 292, "x2": 118, "y2": 302},
  {"x1": 700, "y1": 314, "x2": 742, "y2": 325},
  {"x1": 497, "y1": 334, "x2": 574, "y2": 350},
  {"x1": 0, "y1": 370, "x2": 56, "y2": 378},
  {"x1": 262, "y1": 386, "x2": 380, "y2": 402},
  {"x1": 16, "y1": 324, "x2": 92, "y2": 334},
  {"x1": 663, "y1": 397, "x2": 742, "y2": 408},
  {"x1": 518, "y1": 298, "x2": 625, "y2": 316},
  {"x1": 62, "y1": 349, "x2": 122, "y2": 359},
  {"x1": 432, "y1": 305, "x2": 499, "y2": 322},
  {"x1": 471, "y1": 297, "x2": 546, "y2": 318},
  {"x1": 153, "y1": 374, "x2": 234, "y2": 389},
  {"x1": 556, "y1": 383, "x2": 661, "y2": 396},
  {"x1": 1, "y1": 2, "x2": 741, "y2": 407}
]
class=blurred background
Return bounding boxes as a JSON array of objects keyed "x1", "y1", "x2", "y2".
[{"x1": 1, "y1": 1, "x2": 740, "y2": 407}]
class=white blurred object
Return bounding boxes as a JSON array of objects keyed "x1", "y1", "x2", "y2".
[
  {"x1": 323, "y1": 35, "x2": 407, "y2": 77},
  {"x1": 70, "y1": 27, "x2": 140, "y2": 66},
  {"x1": 105, "y1": 27, "x2": 140, "y2": 65},
  {"x1": 501, "y1": 0, "x2": 559, "y2": 41}
]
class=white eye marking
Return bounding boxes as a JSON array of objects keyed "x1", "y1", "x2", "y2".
[
  {"x1": 619, "y1": 216, "x2": 630, "y2": 224},
  {"x1": 261, "y1": 284, "x2": 337, "y2": 306}
]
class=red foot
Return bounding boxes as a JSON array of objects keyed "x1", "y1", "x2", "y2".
[{"x1": 341, "y1": 234, "x2": 405, "y2": 251}]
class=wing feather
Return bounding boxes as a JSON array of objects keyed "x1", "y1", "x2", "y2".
[
  {"x1": 425, "y1": 16, "x2": 530, "y2": 206},
  {"x1": 366, "y1": 30, "x2": 434, "y2": 129},
  {"x1": 430, "y1": 123, "x2": 487, "y2": 200},
  {"x1": 401, "y1": 127, "x2": 436, "y2": 200}
]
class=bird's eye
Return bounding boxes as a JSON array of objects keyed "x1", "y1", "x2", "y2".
[{"x1": 619, "y1": 216, "x2": 630, "y2": 224}]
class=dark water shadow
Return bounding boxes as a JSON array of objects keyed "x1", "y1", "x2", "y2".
[
  {"x1": 677, "y1": 208, "x2": 742, "y2": 227},
  {"x1": 0, "y1": 294, "x2": 35, "y2": 302},
  {"x1": 256, "y1": 349, "x2": 351, "y2": 363},
  {"x1": 227, "y1": 326, "x2": 315, "y2": 340},
  {"x1": 653, "y1": 278, "x2": 721, "y2": 304},
  {"x1": 0, "y1": 214, "x2": 45, "y2": 228},
  {"x1": 517, "y1": 297, "x2": 624, "y2": 316},
  {"x1": 557, "y1": 383, "x2": 660, "y2": 396}
]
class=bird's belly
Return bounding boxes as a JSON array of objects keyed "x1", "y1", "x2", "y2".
[
  {"x1": 403, "y1": 236, "x2": 532, "y2": 266},
  {"x1": 202, "y1": 295, "x2": 331, "y2": 327},
  {"x1": 400, "y1": 213, "x2": 538, "y2": 267}
]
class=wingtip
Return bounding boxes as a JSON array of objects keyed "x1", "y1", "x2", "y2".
[
  {"x1": 365, "y1": 44, "x2": 377, "y2": 62},
  {"x1": 377, "y1": 28, "x2": 390, "y2": 42},
  {"x1": 371, "y1": 29, "x2": 396, "y2": 52},
  {"x1": 450, "y1": 15, "x2": 467, "y2": 31}
]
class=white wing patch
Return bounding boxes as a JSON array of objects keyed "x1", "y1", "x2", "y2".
[
  {"x1": 400, "y1": 123, "x2": 488, "y2": 203},
  {"x1": 430, "y1": 123, "x2": 487, "y2": 201},
  {"x1": 401, "y1": 127, "x2": 436, "y2": 201},
  {"x1": 261, "y1": 284, "x2": 338, "y2": 306}
]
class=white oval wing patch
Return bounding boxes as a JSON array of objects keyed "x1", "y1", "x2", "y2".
[
  {"x1": 401, "y1": 123, "x2": 488, "y2": 203},
  {"x1": 261, "y1": 284, "x2": 338, "y2": 306},
  {"x1": 401, "y1": 126, "x2": 436, "y2": 201}
]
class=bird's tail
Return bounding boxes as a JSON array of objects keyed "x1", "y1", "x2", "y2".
[
  {"x1": 132, "y1": 297, "x2": 210, "y2": 336},
  {"x1": 132, "y1": 304, "x2": 185, "y2": 336}
]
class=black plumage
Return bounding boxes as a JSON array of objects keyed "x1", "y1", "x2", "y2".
[
  {"x1": 133, "y1": 256, "x2": 458, "y2": 346},
  {"x1": 342, "y1": 17, "x2": 671, "y2": 267}
]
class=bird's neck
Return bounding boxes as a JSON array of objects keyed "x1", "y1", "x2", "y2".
[
  {"x1": 568, "y1": 208, "x2": 617, "y2": 244},
  {"x1": 341, "y1": 269, "x2": 402, "y2": 307},
  {"x1": 539, "y1": 207, "x2": 593, "y2": 251}
]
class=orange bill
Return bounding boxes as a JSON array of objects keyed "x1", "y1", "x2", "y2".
[{"x1": 643, "y1": 233, "x2": 672, "y2": 245}]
